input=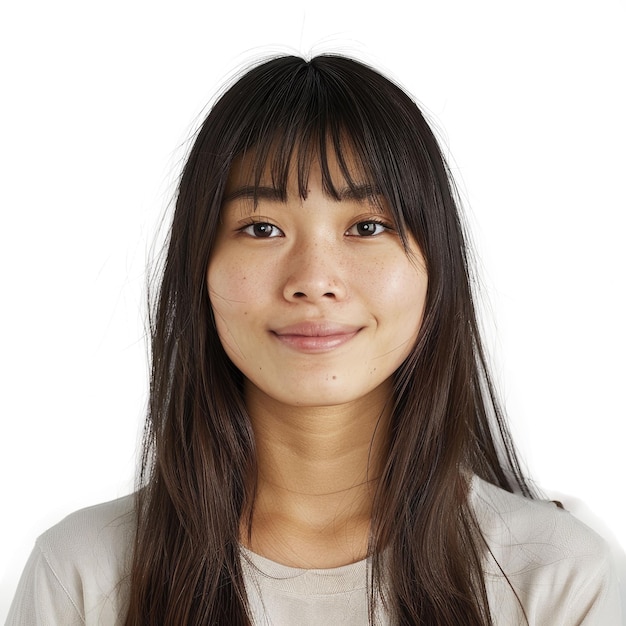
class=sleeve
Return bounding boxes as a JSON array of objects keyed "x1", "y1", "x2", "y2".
[
  {"x1": 5, "y1": 543, "x2": 85, "y2": 626},
  {"x1": 571, "y1": 546, "x2": 623, "y2": 626}
]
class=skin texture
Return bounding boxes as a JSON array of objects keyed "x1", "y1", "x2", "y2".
[{"x1": 207, "y1": 152, "x2": 428, "y2": 567}]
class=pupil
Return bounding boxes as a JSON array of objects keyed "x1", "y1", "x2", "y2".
[
  {"x1": 255, "y1": 224, "x2": 271, "y2": 236},
  {"x1": 358, "y1": 222, "x2": 374, "y2": 235}
]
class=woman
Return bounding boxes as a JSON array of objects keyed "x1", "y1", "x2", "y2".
[{"x1": 7, "y1": 54, "x2": 621, "y2": 625}]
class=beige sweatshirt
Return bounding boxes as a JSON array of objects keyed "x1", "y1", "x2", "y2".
[{"x1": 6, "y1": 477, "x2": 622, "y2": 625}]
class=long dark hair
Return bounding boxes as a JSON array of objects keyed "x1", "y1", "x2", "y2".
[{"x1": 124, "y1": 54, "x2": 532, "y2": 625}]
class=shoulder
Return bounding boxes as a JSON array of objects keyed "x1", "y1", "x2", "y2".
[
  {"x1": 7, "y1": 495, "x2": 135, "y2": 626},
  {"x1": 35, "y1": 493, "x2": 135, "y2": 559},
  {"x1": 470, "y1": 475, "x2": 605, "y2": 553},
  {"x1": 471, "y1": 477, "x2": 622, "y2": 624}
]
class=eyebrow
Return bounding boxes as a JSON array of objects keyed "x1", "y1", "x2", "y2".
[
  {"x1": 223, "y1": 186, "x2": 284, "y2": 202},
  {"x1": 337, "y1": 184, "x2": 382, "y2": 201},
  {"x1": 224, "y1": 183, "x2": 383, "y2": 203}
]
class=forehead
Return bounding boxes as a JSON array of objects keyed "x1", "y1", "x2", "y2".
[{"x1": 225, "y1": 140, "x2": 375, "y2": 201}]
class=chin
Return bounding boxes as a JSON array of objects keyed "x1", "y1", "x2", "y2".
[{"x1": 271, "y1": 377, "x2": 390, "y2": 410}]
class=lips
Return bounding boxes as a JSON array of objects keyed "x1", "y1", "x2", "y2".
[{"x1": 271, "y1": 321, "x2": 362, "y2": 353}]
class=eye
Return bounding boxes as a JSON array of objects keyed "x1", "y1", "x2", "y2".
[
  {"x1": 346, "y1": 220, "x2": 390, "y2": 237},
  {"x1": 241, "y1": 222, "x2": 283, "y2": 238}
]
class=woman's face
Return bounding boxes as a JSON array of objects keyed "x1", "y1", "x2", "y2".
[{"x1": 207, "y1": 150, "x2": 428, "y2": 409}]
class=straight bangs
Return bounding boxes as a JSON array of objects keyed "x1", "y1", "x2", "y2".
[{"x1": 211, "y1": 55, "x2": 443, "y2": 254}]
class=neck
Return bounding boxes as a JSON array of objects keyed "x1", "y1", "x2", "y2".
[{"x1": 242, "y1": 381, "x2": 392, "y2": 568}]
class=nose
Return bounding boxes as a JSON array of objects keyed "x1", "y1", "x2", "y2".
[{"x1": 282, "y1": 240, "x2": 347, "y2": 303}]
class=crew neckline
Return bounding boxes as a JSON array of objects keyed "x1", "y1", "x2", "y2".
[{"x1": 240, "y1": 546, "x2": 370, "y2": 595}]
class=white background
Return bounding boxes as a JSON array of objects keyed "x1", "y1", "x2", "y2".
[{"x1": 1, "y1": 0, "x2": 624, "y2": 620}]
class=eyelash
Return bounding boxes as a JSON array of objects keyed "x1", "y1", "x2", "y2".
[
  {"x1": 345, "y1": 219, "x2": 392, "y2": 237},
  {"x1": 239, "y1": 218, "x2": 393, "y2": 239},
  {"x1": 240, "y1": 222, "x2": 283, "y2": 238}
]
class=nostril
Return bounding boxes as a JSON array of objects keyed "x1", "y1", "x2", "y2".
[{"x1": 293, "y1": 292, "x2": 306, "y2": 298}]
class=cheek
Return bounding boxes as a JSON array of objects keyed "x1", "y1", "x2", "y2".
[
  {"x1": 207, "y1": 266, "x2": 247, "y2": 362},
  {"x1": 206, "y1": 256, "x2": 271, "y2": 359},
  {"x1": 367, "y1": 258, "x2": 428, "y2": 320},
  {"x1": 376, "y1": 267, "x2": 428, "y2": 368},
  {"x1": 207, "y1": 261, "x2": 241, "y2": 329},
  {"x1": 207, "y1": 257, "x2": 262, "y2": 309}
]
